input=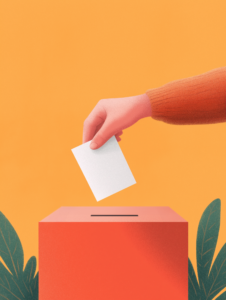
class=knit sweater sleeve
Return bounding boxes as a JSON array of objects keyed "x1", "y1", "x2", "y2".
[{"x1": 145, "y1": 67, "x2": 226, "y2": 125}]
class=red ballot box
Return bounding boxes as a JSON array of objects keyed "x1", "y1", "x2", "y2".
[{"x1": 39, "y1": 207, "x2": 188, "y2": 300}]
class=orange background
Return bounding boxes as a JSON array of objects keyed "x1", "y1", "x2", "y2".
[{"x1": 0, "y1": 0, "x2": 226, "y2": 295}]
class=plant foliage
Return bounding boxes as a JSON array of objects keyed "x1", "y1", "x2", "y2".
[
  {"x1": 1, "y1": 198, "x2": 226, "y2": 300},
  {"x1": 189, "y1": 198, "x2": 226, "y2": 300},
  {"x1": 0, "y1": 211, "x2": 38, "y2": 300}
]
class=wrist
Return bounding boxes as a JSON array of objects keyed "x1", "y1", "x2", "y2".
[{"x1": 137, "y1": 93, "x2": 152, "y2": 118}]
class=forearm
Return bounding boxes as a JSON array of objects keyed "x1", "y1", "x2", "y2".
[{"x1": 145, "y1": 67, "x2": 226, "y2": 125}]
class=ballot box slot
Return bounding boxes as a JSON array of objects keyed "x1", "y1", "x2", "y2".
[{"x1": 90, "y1": 215, "x2": 138, "y2": 217}]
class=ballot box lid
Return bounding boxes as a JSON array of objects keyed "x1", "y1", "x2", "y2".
[{"x1": 40, "y1": 206, "x2": 187, "y2": 223}]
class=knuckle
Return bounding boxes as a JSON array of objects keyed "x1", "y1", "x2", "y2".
[
  {"x1": 83, "y1": 118, "x2": 90, "y2": 128},
  {"x1": 98, "y1": 99, "x2": 104, "y2": 106}
]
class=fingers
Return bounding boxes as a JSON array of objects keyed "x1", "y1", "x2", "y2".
[
  {"x1": 89, "y1": 120, "x2": 113, "y2": 149},
  {"x1": 115, "y1": 131, "x2": 123, "y2": 141},
  {"x1": 90, "y1": 126, "x2": 123, "y2": 149},
  {"x1": 89, "y1": 118, "x2": 117, "y2": 149},
  {"x1": 115, "y1": 130, "x2": 123, "y2": 137},
  {"x1": 83, "y1": 103, "x2": 106, "y2": 143}
]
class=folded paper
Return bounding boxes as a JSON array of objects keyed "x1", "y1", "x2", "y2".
[{"x1": 71, "y1": 136, "x2": 136, "y2": 201}]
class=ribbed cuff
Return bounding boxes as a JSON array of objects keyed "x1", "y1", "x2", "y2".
[{"x1": 145, "y1": 67, "x2": 226, "y2": 125}]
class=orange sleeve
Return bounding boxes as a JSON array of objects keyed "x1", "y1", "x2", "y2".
[{"x1": 145, "y1": 67, "x2": 226, "y2": 125}]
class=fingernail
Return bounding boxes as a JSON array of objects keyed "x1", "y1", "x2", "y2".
[{"x1": 90, "y1": 142, "x2": 98, "y2": 149}]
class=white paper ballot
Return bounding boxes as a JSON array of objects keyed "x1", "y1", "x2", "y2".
[{"x1": 71, "y1": 136, "x2": 136, "y2": 201}]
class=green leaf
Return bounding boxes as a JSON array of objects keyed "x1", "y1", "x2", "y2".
[
  {"x1": 23, "y1": 256, "x2": 37, "y2": 284},
  {"x1": 206, "y1": 243, "x2": 226, "y2": 299},
  {"x1": 0, "y1": 212, "x2": 24, "y2": 278},
  {"x1": 0, "y1": 261, "x2": 26, "y2": 300},
  {"x1": 196, "y1": 198, "x2": 221, "y2": 297},
  {"x1": 215, "y1": 291, "x2": 226, "y2": 300},
  {"x1": 31, "y1": 272, "x2": 38, "y2": 300},
  {"x1": 188, "y1": 258, "x2": 200, "y2": 300},
  {"x1": 0, "y1": 257, "x2": 38, "y2": 300},
  {"x1": 0, "y1": 212, "x2": 39, "y2": 300},
  {"x1": 0, "y1": 261, "x2": 14, "y2": 294}
]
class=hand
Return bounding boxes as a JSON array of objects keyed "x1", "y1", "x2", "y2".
[{"x1": 83, "y1": 93, "x2": 151, "y2": 149}]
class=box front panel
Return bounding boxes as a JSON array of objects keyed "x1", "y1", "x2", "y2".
[{"x1": 39, "y1": 222, "x2": 188, "y2": 300}]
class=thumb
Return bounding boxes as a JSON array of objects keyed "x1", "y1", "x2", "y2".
[{"x1": 90, "y1": 120, "x2": 116, "y2": 149}]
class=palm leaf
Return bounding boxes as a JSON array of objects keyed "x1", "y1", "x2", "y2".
[
  {"x1": 196, "y1": 198, "x2": 221, "y2": 297},
  {"x1": 0, "y1": 261, "x2": 26, "y2": 300},
  {"x1": 206, "y1": 243, "x2": 226, "y2": 299},
  {"x1": 0, "y1": 212, "x2": 24, "y2": 278},
  {"x1": 31, "y1": 272, "x2": 38, "y2": 300},
  {"x1": 22, "y1": 257, "x2": 38, "y2": 300},
  {"x1": 23, "y1": 256, "x2": 37, "y2": 285},
  {"x1": 0, "y1": 212, "x2": 38, "y2": 300},
  {"x1": 188, "y1": 258, "x2": 200, "y2": 300}
]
